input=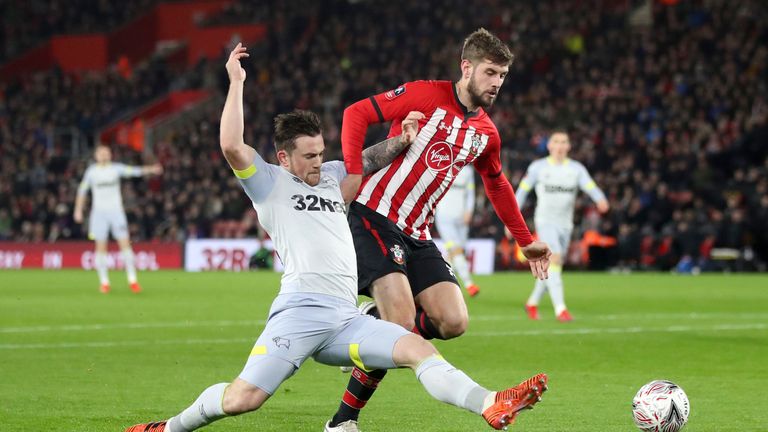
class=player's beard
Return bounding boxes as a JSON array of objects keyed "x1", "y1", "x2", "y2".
[{"x1": 467, "y1": 75, "x2": 495, "y2": 109}]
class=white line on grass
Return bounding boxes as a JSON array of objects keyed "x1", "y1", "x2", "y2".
[
  {"x1": 1, "y1": 323, "x2": 765, "y2": 350},
  {"x1": 469, "y1": 322, "x2": 768, "y2": 337},
  {"x1": 2, "y1": 312, "x2": 767, "y2": 334},
  {"x1": 0, "y1": 319, "x2": 266, "y2": 333}
]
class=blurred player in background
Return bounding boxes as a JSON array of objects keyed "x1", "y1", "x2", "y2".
[
  {"x1": 434, "y1": 165, "x2": 480, "y2": 296},
  {"x1": 73, "y1": 145, "x2": 162, "y2": 293},
  {"x1": 124, "y1": 43, "x2": 548, "y2": 432},
  {"x1": 327, "y1": 28, "x2": 551, "y2": 432},
  {"x1": 516, "y1": 130, "x2": 609, "y2": 322}
]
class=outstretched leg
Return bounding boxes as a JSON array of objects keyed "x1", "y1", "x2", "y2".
[{"x1": 395, "y1": 334, "x2": 548, "y2": 430}]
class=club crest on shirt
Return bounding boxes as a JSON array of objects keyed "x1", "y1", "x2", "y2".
[
  {"x1": 470, "y1": 134, "x2": 483, "y2": 155},
  {"x1": 390, "y1": 244, "x2": 405, "y2": 265},
  {"x1": 424, "y1": 141, "x2": 454, "y2": 172},
  {"x1": 384, "y1": 85, "x2": 406, "y2": 100}
]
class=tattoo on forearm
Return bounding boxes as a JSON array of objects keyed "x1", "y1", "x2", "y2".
[{"x1": 362, "y1": 136, "x2": 407, "y2": 176}]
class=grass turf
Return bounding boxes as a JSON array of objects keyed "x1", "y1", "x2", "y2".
[{"x1": 1, "y1": 270, "x2": 767, "y2": 431}]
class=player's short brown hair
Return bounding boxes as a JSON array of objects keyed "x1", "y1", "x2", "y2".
[
  {"x1": 461, "y1": 28, "x2": 514, "y2": 66},
  {"x1": 273, "y1": 110, "x2": 322, "y2": 153}
]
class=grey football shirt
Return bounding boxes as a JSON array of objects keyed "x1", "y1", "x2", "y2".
[
  {"x1": 435, "y1": 165, "x2": 475, "y2": 220},
  {"x1": 516, "y1": 157, "x2": 606, "y2": 229},
  {"x1": 236, "y1": 154, "x2": 357, "y2": 304},
  {"x1": 77, "y1": 163, "x2": 143, "y2": 212}
]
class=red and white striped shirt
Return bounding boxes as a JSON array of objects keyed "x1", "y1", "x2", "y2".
[{"x1": 342, "y1": 80, "x2": 532, "y2": 245}]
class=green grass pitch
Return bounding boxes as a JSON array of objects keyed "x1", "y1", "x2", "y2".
[{"x1": 1, "y1": 270, "x2": 767, "y2": 431}]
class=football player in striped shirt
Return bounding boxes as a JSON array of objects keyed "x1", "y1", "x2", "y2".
[
  {"x1": 327, "y1": 28, "x2": 551, "y2": 431},
  {"x1": 516, "y1": 130, "x2": 609, "y2": 322},
  {"x1": 124, "y1": 43, "x2": 548, "y2": 432}
]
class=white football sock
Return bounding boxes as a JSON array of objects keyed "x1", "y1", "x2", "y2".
[
  {"x1": 547, "y1": 266, "x2": 567, "y2": 315},
  {"x1": 415, "y1": 355, "x2": 489, "y2": 414},
  {"x1": 121, "y1": 248, "x2": 137, "y2": 284},
  {"x1": 94, "y1": 252, "x2": 109, "y2": 285},
  {"x1": 451, "y1": 254, "x2": 473, "y2": 286},
  {"x1": 167, "y1": 383, "x2": 228, "y2": 432},
  {"x1": 527, "y1": 279, "x2": 547, "y2": 306}
]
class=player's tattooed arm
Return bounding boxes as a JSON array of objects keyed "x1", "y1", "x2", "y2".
[
  {"x1": 361, "y1": 111, "x2": 425, "y2": 176},
  {"x1": 362, "y1": 136, "x2": 407, "y2": 176}
]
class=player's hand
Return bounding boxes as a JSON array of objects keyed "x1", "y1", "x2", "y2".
[
  {"x1": 152, "y1": 163, "x2": 163, "y2": 175},
  {"x1": 400, "y1": 111, "x2": 425, "y2": 145},
  {"x1": 596, "y1": 199, "x2": 609, "y2": 214},
  {"x1": 73, "y1": 209, "x2": 83, "y2": 224},
  {"x1": 225, "y1": 43, "x2": 248, "y2": 82},
  {"x1": 341, "y1": 174, "x2": 362, "y2": 204},
  {"x1": 521, "y1": 240, "x2": 552, "y2": 280},
  {"x1": 463, "y1": 212, "x2": 472, "y2": 225}
]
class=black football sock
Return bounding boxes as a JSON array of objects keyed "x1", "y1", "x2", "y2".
[
  {"x1": 330, "y1": 368, "x2": 387, "y2": 426},
  {"x1": 412, "y1": 308, "x2": 443, "y2": 340}
]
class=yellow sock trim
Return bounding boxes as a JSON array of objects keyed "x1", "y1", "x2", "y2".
[{"x1": 415, "y1": 354, "x2": 445, "y2": 370}]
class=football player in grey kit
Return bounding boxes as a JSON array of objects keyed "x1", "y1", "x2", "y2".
[
  {"x1": 73, "y1": 145, "x2": 162, "y2": 293},
  {"x1": 124, "y1": 43, "x2": 547, "y2": 432},
  {"x1": 434, "y1": 165, "x2": 480, "y2": 297},
  {"x1": 516, "y1": 131, "x2": 609, "y2": 322}
]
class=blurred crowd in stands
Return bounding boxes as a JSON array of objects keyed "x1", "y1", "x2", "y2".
[
  {"x1": 1, "y1": 0, "x2": 766, "y2": 271},
  {"x1": 1, "y1": 0, "x2": 158, "y2": 63}
]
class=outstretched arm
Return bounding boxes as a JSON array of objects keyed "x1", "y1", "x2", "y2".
[
  {"x1": 475, "y1": 137, "x2": 550, "y2": 279},
  {"x1": 141, "y1": 164, "x2": 163, "y2": 176},
  {"x1": 220, "y1": 43, "x2": 256, "y2": 171},
  {"x1": 578, "y1": 164, "x2": 609, "y2": 213},
  {"x1": 361, "y1": 111, "x2": 424, "y2": 176}
]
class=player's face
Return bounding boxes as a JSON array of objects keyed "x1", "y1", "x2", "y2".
[
  {"x1": 547, "y1": 133, "x2": 571, "y2": 159},
  {"x1": 467, "y1": 59, "x2": 508, "y2": 109},
  {"x1": 94, "y1": 146, "x2": 112, "y2": 163},
  {"x1": 282, "y1": 134, "x2": 324, "y2": 186}
]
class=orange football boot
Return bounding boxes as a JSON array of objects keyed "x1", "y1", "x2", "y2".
[
  {"x1": 524, "y1": 304, "x2": 539, "y2": 320},
  {"x1": 124, "y1": 421, "x2": 166, "y2": 432},
  {"x1": 556, "y1": 310, "x2": 573, "y2": 322},
  {"x1": 482, "y1": 373, "x2": 548, "y2": 430}
]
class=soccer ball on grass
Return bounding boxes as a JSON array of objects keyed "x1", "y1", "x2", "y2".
[{"x1": 631, "y1": 380, "x2": 690, "y2": 432}]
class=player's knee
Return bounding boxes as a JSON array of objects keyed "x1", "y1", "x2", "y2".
[
  {"x1": 384, "y1": 312, "x2": 416, "y2": 331},
  {"x1": 222, "y1": 383, "x2": 267, "y2": 414},
  {"x1": 437, "y1": 313, "x2": 468, "y2": 339},
  {"x1": 393, "y1": 334, "x2": 439, "y2": 367}
]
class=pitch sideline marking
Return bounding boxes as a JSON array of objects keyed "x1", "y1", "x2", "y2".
[
  {"x1": 1, "y1": 323, "x2": 766, "y2": 350},
  {"x1": 3, "y1": 312, "x2": 767, "y2": 334}
]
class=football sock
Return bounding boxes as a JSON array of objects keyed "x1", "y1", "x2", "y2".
[
  {"x1": 416, "y1": 355, "x2": 489, "y2": 415},
  {"x1": 330, "y1": 368, "x2": 387, "y2": 426},
  {"x1": 451, "y1": 254, "x2": 473, "y2": 286},
  {"x1": 527, "y1": 279, "x2": 547, "y2": 306},
  {"x1": 413, "y1": 309, "x2": 442, "y2": 340},
  {"x1": 547, "y1": 265, "x2": 566, "y2": 315},
  {"x1": 122, "y1": 248, "x2": 137, "y2": 284},
  {"x1": 95, "y1": 252, "x2": 109, "y2": 285},
  {"x1": 167, "y1": 383, "x2": 228, "y2": 432}
]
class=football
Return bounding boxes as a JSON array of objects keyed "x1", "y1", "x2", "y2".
[{"x1": 631, "y1": 380, "x2": 690, "y2": 432}]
